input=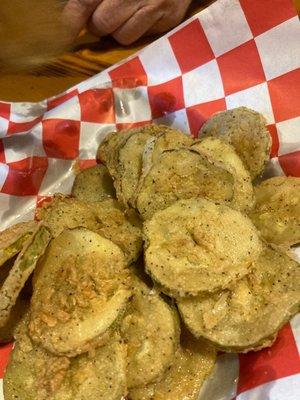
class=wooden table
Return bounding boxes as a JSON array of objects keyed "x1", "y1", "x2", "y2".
[{"x1": 1, "y1": 0, "x2": 299, "y2": 102}]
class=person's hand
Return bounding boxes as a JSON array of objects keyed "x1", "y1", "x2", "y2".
[{"x1": 64, "y1": 0, "x2": 192, "y2": 45}]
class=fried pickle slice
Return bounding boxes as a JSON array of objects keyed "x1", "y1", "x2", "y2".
[
  {"x1": 136, "y1": 148, "x2": 234, "y2": 220},
  {"x1": 131, "y1": 128, "x2": 193, "y2": 207},
  {"x1": 199, "y1": 107, "x2": 271, "y2": 179},
  {"x1": 38, "y1": 195, "x2": 142, "y2": 265},
  {"x1": 97, "y1": 129, "x2": 136, "y2": 174},
  {"x1": 98, "y1": 127, "x2": 154, "y2": 205},
  {"x1": 29, "y1": 228, "x2": 131, "y2": 356},
  {"x1": 91, "y1": 199, "x2": 143, "y2": 264},
  {"x1": 0, "y1": 221, "x2": 37, "y2": 267},
  {"x1": 129, "y1": 330, "x2": 216, "y2": 400},
  {"x1": 0, "y1": 225, "x2": 51, "y2": 327},
  {"x1": 57, "y1": 333, "x2": 127, "y2": 400},
  {"x1": 192, "y1": 138, "x2": 254, "y2": 212},
  {"x1": 144, "y1": 129, "x2": 193, "y2": 166},
  {"x1": 4, "y1": 316, "x2": 71, "y2": 400},
  {"x1": 71, "y1": 165, "x2": 115, "y2": 202},
  {"x1": 117, "y1": 125, "x2": 169, "y2": 207},
  {"x1": 36, "y1": 195, "x2": 98, "y2": 237},
  {"x1": 97, "y1": 130, "x2": 119, "y2": 165},
  {"x1": 144, "y1": 199, "x2": 262, "y2": 296},
  {"x1": 4, "y1": 318, "x2": 127, "y2": 400},
  {"x1": 121, "y1": 275, "x2": 180, "y2": 388},
  {"x1": 178, "y1": 246, "x2": 300, "y2": 352},
  {"x1": 249, "y1": 176, "x2": 300, "y2": 247},
  {"x1": 102, "y1": 130, "x2": 137, "y2": 200}
]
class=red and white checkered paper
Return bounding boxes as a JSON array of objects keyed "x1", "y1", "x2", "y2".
[{"x1": 0, "y1": 0, "x2": 300, "y2": 398}]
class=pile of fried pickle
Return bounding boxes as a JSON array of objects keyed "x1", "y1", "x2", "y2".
[{"x1": 0, "y1": 107, "x2": 299, "y2": 400}]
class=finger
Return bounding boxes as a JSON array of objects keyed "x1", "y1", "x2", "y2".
[
  {"x1": 88, "y1": 0, "x2": 142, "y2": 37},
  {"x1": 63, "y1": 0, "x2": 102, "y2": 37},
  {"x1": 112, "y1": 7, "x2": 163, "y2": 45}
]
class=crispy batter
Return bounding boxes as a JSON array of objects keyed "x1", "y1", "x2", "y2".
[
  {"x1": 97, "y1": 130, "x2": 119, "y2": 165},
  {"x1": 136, "y1": 148, "x2": 235, "y2": 220},
  {"x1": 117, "y1": 125, "x2": 168, "y2": 207},
  {"x1": 129, "y1": 330, "x2": 216, "y2": 400},
  {"x1": 36, "y1": 195, "x2": 98, "y2": 237},
  {"x1": 178, "y1": 246, "x2": 300, "y2": 352},
  {"x1": 192, "y1": 138, "x2": 254, "y2": 212},
  {"x1": 0, "y1": 221, "x2": 37, "y2": 267},
  {"x1": 0, "y1": 225, "x2": 51, "y2": 327},
  {"x1": 57, "y1": 333, "x2": 127, "y2": 400},
  {"x1": 121, "y1": 275, "x2": 180, "y2": 388},
  {"x1": 4, "y1": 318, "x2": 127, "y2": 400},
  {"x1": 145, "y1": 129, "x2": 193, "y2": 166},
  {"x1": 131, "y1": 128, "x2": 193, "y2": 207},
  {"x1": 29, "y1": 228, "x2": 131, "y2": 356},
  {"x1": 98, "y1": 128, "x2": 147, "y2": 204},
  {"x1": 91, "y1": 199, "x2": 143, "y2": 264},
  {"x1": 72, "y1": 165, "x2": 116, "y2": 202},
  {"x1": 200, "y1": 107, "x2": 271, "y2": 179},
  {"x1": 144, "y1": 199, "x2": 262, "y2": 296},
  {"x1": 250, "y1": 176, "x2": 300, "y2": 247},
  {"x1": 37, "y1": 195, "x2": 142, "y2": 265}
]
